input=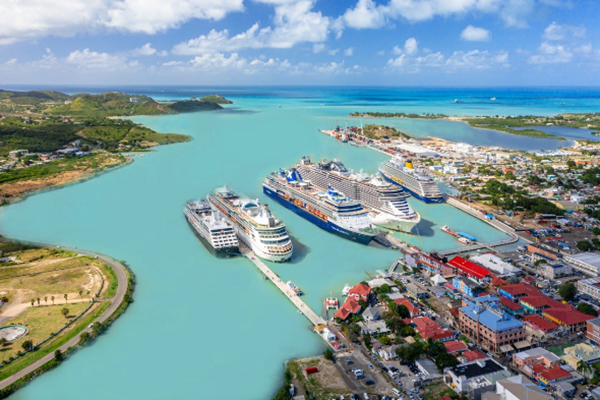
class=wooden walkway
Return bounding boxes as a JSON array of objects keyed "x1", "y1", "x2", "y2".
[{"x1": 240, "y1": 246, "x2": 326, "y2": 327}]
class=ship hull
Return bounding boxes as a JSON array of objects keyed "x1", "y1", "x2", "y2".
[
  {"x1": 263, "y1": 186, "x2": 375, "y2": 245},
  {"x1": 380, "y1": 172, "x2": 445, "y2": 204},
  {"x1": 235, "y1": 226, "x2": 292, "y2": 262},
  {"x1": 369, "y1": 212, "x2": 420, "y2": 232},
  {"x1": 185, "y1": 218, "x2": 239, "y2": 258}
]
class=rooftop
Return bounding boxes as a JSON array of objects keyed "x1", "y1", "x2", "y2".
[
  {"x1": 461, "y1": 301, "x2": 524, "y2": 332},
  {"x1": 519, "y1": 295, "x2": 562, "y2": 309},
  {"x1": 448, "y1": 256, "x2": 491, "y2": 279},
  {"x1": 451, "y1": 359, "x2": 504, "y2": 379},
  {"x1": 513, "y1": 347, "x2": 561, "y2": 363},
  {"x1": 462, "y1": 349, "x2": 486, "y2": 362},
  {"x1": 497, "y1": 375, "x2": 553, "y2": 400},
  {"x1": 403, "y1": 316, "x2": 454, "y2": 341},
  {"x1": 543, "y1": 307, "x2": 594, "y2": 326},
  {"x1": 444, "y1": 340, "x2": 469, "y2": 353},
  {"x1": 500, "y1": 297, "x2": 523, "y2": 311},
  {"x1": 522, "y1": 314, "x2": 559, "y2": 331},
  {"x1": 566, "y1": 252, "x2": 600, "y2": 269},
  {"x1": 532, "y1": 364, "x2": 571, "y2": 382},
  {"x1": 498, "y1": 283, "x2": 540, "y2": 297}
]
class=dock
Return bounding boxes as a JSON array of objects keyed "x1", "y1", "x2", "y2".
[{"x1": 240, "y1": 245, "x2": 326, "y2": 327}]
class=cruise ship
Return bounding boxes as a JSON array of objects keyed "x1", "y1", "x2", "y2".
[
  {"x1": 296, "y1": 157, "x2": 420, "y2": 232},
  {"x1": 207, "y1": 187, "x2": 293, "y2": 262},
  {"x1": 183, "y1": 200, "x2": 239, "y2": 256},
  {"x1": 379, "y1": 156, "x2": 444, "y2": 203},
  {"x1": 263, "y1": 169, "x2": 378, "y2": 245}
]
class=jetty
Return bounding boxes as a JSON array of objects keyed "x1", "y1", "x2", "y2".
[{"x1": 240, "y1": 245, "x2": 326, "y2": 327}]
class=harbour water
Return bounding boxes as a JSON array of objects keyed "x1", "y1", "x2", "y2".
[{"x1": 0, "y1": 87, "x2": 599, "y2": 399}]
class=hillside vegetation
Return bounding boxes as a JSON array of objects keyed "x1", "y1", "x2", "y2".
[{"x1": 198, "y1": 94, "x2": 233, "y2": 104}]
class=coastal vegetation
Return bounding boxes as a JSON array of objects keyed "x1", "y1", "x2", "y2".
[
  {"x1": 477, "y1": 179, "x2": 566, "y2": 215},
  {"x1": 197, "y1": 94, "x2": 233, "y2": 104},
  {"x1": 349, "y1": 111, "x2": 600, "y2": 140},
  {"x1": 361, "y1": 124, "x2": 410, "y2": 140}
]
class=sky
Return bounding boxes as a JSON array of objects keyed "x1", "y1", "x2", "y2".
[{"x1": 0, "y1": 0, "x2": 599, "y2": 86}]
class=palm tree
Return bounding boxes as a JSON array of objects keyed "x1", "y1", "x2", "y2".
[
  {"x1": 44, "y1": 296, "x2": 48, "y2": 305},
  {"x1": 79, "y1": 290, "x2": 83, "y2": 299},
  {"x1": 64, "y1": 294, "x2": 67, "y2": 304},
  {"x1": 37, "y1": 298, "x2": 40, "y2": 306},
  {"x1": 51, "y1": 296, "x2": 55, "y2": 305},
  {"x1": 30, "y1": 299, "x2": 34, "y2": 307},
  {"x1": 577, "y1": 360, "x2": 592, "y2": 379}
]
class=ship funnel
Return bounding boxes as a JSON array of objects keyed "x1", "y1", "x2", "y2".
[
  {"x1": 405, "y1": 161, "x2": 414, "y2": 169},
  {"x1": 286, "y1": 168, "x2": 302, "y2": 182}
]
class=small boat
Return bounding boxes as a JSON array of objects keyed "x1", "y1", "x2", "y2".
[
  {"x1": 286, "y1": 281, "x2": 303, "y2": 295},
  {"x1": 454, "y1": 99, "x2": 463, "y2": 103},
  {"x1": 441, "y1": 225, "x2": 458, "y2": 236},
  {"x1": 342, "y1": 283, "x2": 351, "y2": 296},
  {"x1": 458, "y1": 237, "x2": 471, "y2": 245},
  {"x1": 490, "y1": 97, "x2": 497, "y2": 101},
  {"x1": 326, "y1": 296, "x2": 339, "y2": 309}
]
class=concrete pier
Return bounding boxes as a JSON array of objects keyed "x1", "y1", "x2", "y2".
[{"x1": 240, "y1": 246, "x2": 326, "y2": 327}]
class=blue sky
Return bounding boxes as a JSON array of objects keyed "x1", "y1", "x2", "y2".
[{"x1": 0, "y1": 0, "x2": 599, "y2": 86}]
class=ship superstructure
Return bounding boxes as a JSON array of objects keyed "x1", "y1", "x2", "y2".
[
  {"x1": 183, "y1": 199, "x2": 239, "y2": 256},
  {"x1": 207, "y1": 186, "x2": 293, "y2": 262},
  {"x1": 296, "y1": 157, "x2": 420, "y2": 232},
  {"x1": 263, "y1": 168, "x2": 378, "y2": 245},
  {"x1": 379, "y1": 156, "x2": 444, "y2": 203}
]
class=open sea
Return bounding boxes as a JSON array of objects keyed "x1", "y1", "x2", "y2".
[{"x1": 0, "y1": 86, "x2": 599, "y2": 399}]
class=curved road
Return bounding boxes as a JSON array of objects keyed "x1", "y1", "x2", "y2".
[{"x1": 0, "y1": 240, "x2": 129, "y2": 390}]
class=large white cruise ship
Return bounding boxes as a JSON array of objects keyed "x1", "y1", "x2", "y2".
[
  {"x1": 379, "y1": 156, "x2": 444, "y2": 203},
  {"x1": 183, "y1": 199, "x2": 239, "y2": 256},
  {"x1": 207, "y1": 186, "x2": 293, "y2": 262},
  {"x1": 296, "y1": 157, "x2": 420, "y2": 232},
  {"x1": 263, "y1": 169, "x2": 378, "y2": 245}
]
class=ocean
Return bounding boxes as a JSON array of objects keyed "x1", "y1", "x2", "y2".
[{"x1": 0, "y1": 86, "x2": 598, "y2": 399}]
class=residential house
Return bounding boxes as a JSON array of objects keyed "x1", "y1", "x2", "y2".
[
  {"x1": 542, "y1": 307, "x2": 593, "y2": 333},
  {"x1": 349, "y1": 283, "x2": 371, "y2": 302},
  {"x1": 403, "y1": 316, "x2": 455, "y2": 342},
  {"x1": 453, "y1": 276, "x2": 484, "y2": 298},
  {"x1": 444, "y1": 340, "x2": 469, "y2": 354},
  {"x1": 363, "y1": 306, "x2": 380, "y2": 322},
  {"x1": 563, "y1": 343, "x2": 600, "y2": 369},
  {"x1": 333, "y1": 298, "x2": 361, "y2": 321}
]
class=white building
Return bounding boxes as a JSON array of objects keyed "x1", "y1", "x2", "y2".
[
  {"x1": 578, "y1": 278, "x2": 600, "y2": 301},
  {"x1": 541, "y1": 263, "x2": 572, "y2": 279},
  {"x1": 566, "y1": 253, "x2": 600, "y2": 276},
  {"x1": 470, "y1": 254, "x2": 521, "y2": 277},
  {"x1": 493, "y1": 375, "x2": 552, "y2": 400}
]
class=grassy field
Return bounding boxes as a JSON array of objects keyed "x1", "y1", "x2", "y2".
[
  {"x1": 0, "y1": 301, "x2": 110, "y2": 380},
  {"x1": 547, "y1": 343, "x2": 575, "y2": 356}
]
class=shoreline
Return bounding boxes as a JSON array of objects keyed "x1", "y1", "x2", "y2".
[{"x1": 0, "y1": 239, "x2": 135, "y2": 398}]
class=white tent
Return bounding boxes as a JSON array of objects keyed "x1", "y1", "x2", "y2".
[{"x1": 430, "y1": 274, "x2": 447, "y2": 286}]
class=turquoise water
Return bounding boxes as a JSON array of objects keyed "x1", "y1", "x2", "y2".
[{"x1": 0, "y1": 87, "x2": 598, "y2": 399}]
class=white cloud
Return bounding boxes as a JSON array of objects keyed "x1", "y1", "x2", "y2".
[
  {"x1": 388, "y1": 48, "x2": 509, "y2": 72},
  {"x1": 542, "y1": 21, "x2": 585, "y2": 41},
  {"x1": 341, "y1": 0, "x2": 543, "y2": 31},
  {"x1": 528, "y1": 41, "x2": 572, "y2": 63},
  {"x1": 404, "y1": 37, "x2": 418, "y2": 55},
  {"x1": 0, "y1": 0, "x2": 244, "y2": 44},
  {"x1": 344, "y1": 47, "x2": 354, "y2": 56},
  {"x1": 313, "y1": 43, "x2": 326, "y2": 53},
  {"x1": 328, "y1": 48, "x2": 339, "y2": 56},
  {"x1": 173, "y1": 0, "x2": 330, "y2": 54},
  {"x1": 66, "y1": 48, "x2": 135, "y2": 69},
  {"x1": 130, "y1": 43, "x2": 157, "y2": 56},
  {"x1": 460, "y1": 25, "x2": 491, "y2": 42}
]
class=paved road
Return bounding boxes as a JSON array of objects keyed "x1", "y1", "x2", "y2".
[{"x1": 0, "y1": 240, "x2": 129, "y2": 390}]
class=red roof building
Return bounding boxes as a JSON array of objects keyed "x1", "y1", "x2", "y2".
[
  {"x1": 499, "y1": 296, "x2": 524, "y2": 315},
  {"x1": 333, "y1": 298, "x2": 362, "y2": 321},
  {"x1": 448, "y1": 256, "x2": 491, "y2": 280},
  {"x1": 497, "y1": 283, "x2": 540, "y2": 301},
  {"x1": 444, "y1": 340, "x2": 468, "y2": 353},
  {"x1": 532, "y1": 364, "x2": 571, "y2": 384},
  {"x1": 393, "y1": 298, "x2": 421, "y2": 317},
  {"x1": 543, "y1": 308, "x2": 594, "y2": 333},
  {"x1": 349, "y1": 283, "x2": 371, "y2": 301},
  {"x1": 523, "y1": 315, "x2": 559, "y2": 333},
  {"x1": 403, "y1": 316, "x2": 455, "y2": 342},
  {"x1": 462, "y1": 349, "x2": 486, "y2": 362},
  {"x1": 491, "y1": 276, "x2": 507, "y2": 287}
]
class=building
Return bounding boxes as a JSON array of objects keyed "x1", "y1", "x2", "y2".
[
  {"x1": 448, "y1": 256, "x2": 491, "y2": 282},
  {"x1": 416, "y1": 357, "x2": 443, "y2": 380},
  {"x1": 453, "y1": 276, "x2": 484, "y2": 298},
  {"x1": 519, "y1": 295, "x2": 563, "y2": 315},
  {"x1": 497, "y1": 283, "x2": 540, "y2": 302},
  {"x1": 522, "y1": 315, "x2": 559, "y2": 334},
  {"x1": 512, "y1": 348, "x2": 561, "y2": 369},
  {"x1": 362, "y1": 306, "x2": 380, "y2": 322},
  {"x1": 577, "y1": 278, "x2": 600, "y2": 301},
  {"x1": 491, "y1": 375, "x2": 552, "y2": 400},
  {"x1": 542, "y1": 307, "x2": 594, "y2": 333},
  {"x1": 417, "y1": 253, "x2": 448, "y2": 275},
  {"x1": 565, "y1": 253, "x2": 600, "y2": 276},
  {"x1": 586, "y1": 318, "x2": 600, "y2": 344},
  {"x1": 499, "y1": 297, "x2": 524, "y2": 316},
  {"x1": 431, "y1": 274, "x2": 448, "y2": 286},
  {"x1": 377, "y1": 345, "x2": 399, "y2": 361},
  {"x1": 403, "y1": 316, "x2": 455, "y2": 341},
  {"x1": 461, "y1": 350, "x2": 487, "y2": 363},
  {"x1": 348, "y1": 283, "x2": 371, "y2": 301},
  {"x1": 393, "y1": 297, "x2": 421, "y2": 317},
  {"x1": 458, "y1": 302, "x2": 525, "y2": 352},
  {"x1": 358, "y1": 320, "x2": 390, "y2": 335},
  {"x1": 527, "y1": 244, "x2": 559, "y2": 262},
  {"x1": 563, "y1": 343, "x2": 600, "y2": 369},
  {"x1": 333, "y1": 298, "x2": 361, "y2": 321},
  {"x1": 541, "y1": 263, "x2": 572, "y2": 279},
  {"x1": 470, "y1": 254, "x2": 521, "y2": 277},
  {"x1": 531, "y1": 364, "x2": 572, "y2": 386},
  {"x1": 406, "y1": 283, "x2": 428, "y2": 299},
  {"x1": 445, "y1": 340, "x2": 469, "y2": 353},
  {"x1": 444, "y1": 359, "x2": 512, "y2": 400}
]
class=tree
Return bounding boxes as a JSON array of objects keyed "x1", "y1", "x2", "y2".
[
  {"x1": 434, "y1": 352, "x2": 458, "y2": 370},
  {"x1": 37, "y1": 298, "x2": 40, "y2": 306},
  {"x1": 30, "y1": 299, "x2": 34, "y2": 307},
  {"x1": 61, "y1": 308, "x2": 69, "y2": 318},
  {"x1": 54, "y1": 349, "x2": 63, "y2": 361},
  {"x1": 380, "y1": 335, "x2": 392, "y2": 346},
  {"x1": 64, "y1": 294, "x2": 68, "y2": 303},
  {"x1": 21, "y1": 340, "x2": 33, "y2": 351},
  {"x1": 323, "y1": 348, "x2": 334, "y2": 361},
  {"x1": 44, "y1": 296, "x2": 48, "y2": 305},
  {"x1": 79, "y1": 290, "x2": 83, "y2": 299},
  {"x1": 396, "y1": 342, "x2": 425, "y2": 363},
  {"x1": 379, "y1": 284, "x2": 392, "y2": 294},
  {"x1": 51, "y1": 295, "x2": 55, "y2": 305},
  {"x1": 593, "y1": 227, "x2": 600, "y2": 236},
  {"x1": 0, "y1": 338, "x2": 7, "y2": 347},
  {"x1": 577, "y1": 240, "x2": 594, "y2": 252},
  {"x1": 79, "y1": 332, "x2": 90, "y2": 344},
  {"x1": 558, "y1": 282, "x2": 577, "y2": 302},
  {"x1": 578, "y1": 360, "x2": 592, "y2": 378},
  {"x1": 578, "y1": 302, "x2": 598, "y2": 317},
  {"x1": 362, "y1": 333, "x2": 372, "y2": 350},
  {"x1": 396, "y1": 304, "x2": 411, "y2": 319}
]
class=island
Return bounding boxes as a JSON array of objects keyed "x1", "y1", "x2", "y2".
[
  {"x1": 349, "y1": 111, "x2": 600, "y2": 140},
  {"x1": 0, "y1": 90, "x2": 232, "y2": 204},
  {"x1": 0, "y1": 239, "x2": 134, "y2": 397}
]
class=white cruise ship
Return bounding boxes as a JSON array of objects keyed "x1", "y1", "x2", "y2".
[
  {"x1": 183, "y1": 200, "x2": 239, "y2": 256},
  {"x1": 263, "y1": 169, "x2": 378, "y2": 245},
  {"x1": 207, "y1": 186, "x2": 293, "y2": 262},
  {"x1": 379, "y1": 156, "x2": 444, "y2": 203},
  {"x1": 296, "y1": 157, "x2": 420, "y2": 232}
]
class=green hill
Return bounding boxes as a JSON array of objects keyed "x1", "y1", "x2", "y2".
[
  {"x1": 167, "y1": 100, "x2": 222, "y2": 113},
  {"x1": 198, "y1": 94, "x2": 233, "y2": 104},
  {"x1": 46, "y1": 92, "x2": 174, "y2": 117}
]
